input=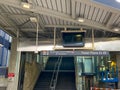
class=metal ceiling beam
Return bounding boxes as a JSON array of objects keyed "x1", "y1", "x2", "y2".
[
  {"x1": 0, "y1": 24, "x2": 16, "y2": 37},
  {"x1": 0, "y1": 0, "x2": 120, "y2": 34},
  {"x1": 0, "y1": 6, "x2": 18, "y2": 36},
  {"x1": 1, "y1": 12, "x2": 45, "y2": 30},
  {"x1": 0, "y1": 6, "x2": 32, "y2": 38},
  {"x1": 21, "y1": 28, "x2": 43, "y2": 32},
  {"x1": 0, "y1": 15, "x2": 29, "y2": 38},
  {"x1": 8, "y1": 14, "x2": 30, "y2": 18},
  {"x1": 4, "y1": 26, "x2": 44, "y2": 32},
  {"x1": 45, "y1": 25, "x2": 91, "y2": 29},
  {"x1": 0, "y1": 13, "x2": 30, "y2": 18}
]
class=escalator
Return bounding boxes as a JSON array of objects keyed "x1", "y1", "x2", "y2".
[
  {"x1": 34, "y1": 72, "x2": 52, "y2": 90},
  {"x1": 34, "y1": 57, "x2": 59, "y2": 90},
  {"x1": 55, "y1": 57, "x2": 76, "y2": 90},
  {"x1": 34, "y1": 56, "x2": 76, "y2": 90},
  {"x1": 56, "y1": 72, "x2": 76, "y2": 90}
]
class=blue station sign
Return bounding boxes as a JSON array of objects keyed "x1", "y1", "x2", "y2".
[{"x1": 41, "y1": 51, "x2": 109, "y2": 56}]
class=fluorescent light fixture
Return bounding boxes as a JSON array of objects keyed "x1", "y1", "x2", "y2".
[
  {"x1": 108, "y1": 60, "x2": 112, "y2": 63},
  {"x1": 21, "y1": 2, "x2": 32, "y2": 9},
  {"x1": 77, "y1": 18, "x2": 84, "y2": 22},
  {"x1": 30, "y1": 17, "x2": 37, "y2": 22},
  {"x1": 113, "y1": 28, "x2": 119, "y2": 32},
  {"x1": 116, "y1": 0, "x2": 120, "y2": 3}
]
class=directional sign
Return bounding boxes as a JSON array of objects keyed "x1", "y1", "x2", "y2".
[{"x1": 41, "y1": 51, "x2": 109, "y2": 56}]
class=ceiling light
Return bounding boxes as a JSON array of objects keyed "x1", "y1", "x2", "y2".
[
  {"x1": 30, "y1": 17, "x2": 37, "y2": 22},
  {"x1": 108, "y1": 60, "x2": 112, "y2": 63},
  {"x1": 113, "y1": 28, "x2": 119, "y2": 32},
  {"x1": 21, "y1": 2, "x2": 32, "y2": 9},
  {"x1": 77, "y1": 18, "x2": 84, "y2": 22},
  {"x1": 116, "y1": 0, "x2": 120, "y2": 3}
]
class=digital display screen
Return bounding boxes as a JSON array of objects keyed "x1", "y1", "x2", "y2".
[{"x1": 61, "y1": 31, "x2": 85, "y2": 47}]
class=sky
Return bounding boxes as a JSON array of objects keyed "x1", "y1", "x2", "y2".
[{"x1": 92, "y1": 0, "x2": 120, "y2": 10}]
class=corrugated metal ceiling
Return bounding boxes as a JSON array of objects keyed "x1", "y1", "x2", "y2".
[{"x1": 0, "y1": 0, "x2": 119, "y2": 41}]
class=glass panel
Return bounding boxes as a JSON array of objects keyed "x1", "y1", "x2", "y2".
[
  {"x1": 2, "y1": 48, "x2": 7, "y2": 66},
  {"x1": 9, "y1": 37, "x2": 12, "y2": 43},
  {"x1": 83, "y1": 57, "x2": 92, "y2": 73},
  {"x1": 0, "y1": 29, "x2": 12, "y2": 66},
  {"x1": 5, "y1": 33, "x2": 9, "y2": 41},
  {"x1": 0, "y1": 47, "x2": 2, "y2": 66},
  {"x1": 0, "y1": 30, "x2": 4, "y2": 37},
  {"x1": 77, "y1": 56, "x2": 83, "y2": 76},
  {"x1": 6, "y1": 50, "x2": 10, "y2": 67}
]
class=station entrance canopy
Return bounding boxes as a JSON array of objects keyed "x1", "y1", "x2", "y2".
[{"x1": 41, "y1": 51, "x2": 109, "y2": 56}]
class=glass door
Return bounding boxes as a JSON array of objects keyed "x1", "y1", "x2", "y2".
[{"x1": 84, "y1": 76, "x2": 94, "y2": 90}]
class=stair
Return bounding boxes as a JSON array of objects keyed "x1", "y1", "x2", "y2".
[
  {"x1": 60, "y1": 57, "x2": 75, "y2": 70},
  {"x1": 34, "y1": 56, "x2": 76, "y2": 90},
  {"x1": 45, "y1": 57, "x2": 58, "y2": 70},
  {"x1": 34, "y1": 72, "x2": 52, "y2": 90}
]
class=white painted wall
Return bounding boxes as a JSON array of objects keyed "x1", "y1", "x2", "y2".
[
  {"x1": 18, "y1": 39, "x2": 120, "y2": 51},
  {"x1": 94, "y1": 40, "x2": 120, "y2": 51}
]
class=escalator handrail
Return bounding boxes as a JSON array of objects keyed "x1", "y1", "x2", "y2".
[
  {"x1": 49, "y1": 56, "x2": 62, "y2": 89},
  {"x1": 54, "y1": 56, "x2": 62, "y2": 88}
]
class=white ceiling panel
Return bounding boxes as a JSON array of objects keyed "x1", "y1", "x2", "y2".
[
  {"x1": 91, "y1": 8, "x2": 99, "y2": 21},
  {"x1": 36, "y1": 0, "x2": 43, "y2": 6},
  {"x1": 56, "y1": 0, "x2": 62, "y2": 12},
  {"x1": 75, "y1": 2, "x2": 81, "y2": 17},
  {"x1": 51, "y1": 0, "x2": 57, "y2": 11},
  {"x1": 79, "y1": 2, "x2": 85, "y2": 17},
  {"x1": 61, "y1": 0, "x2": 67, "y2": 13},
  {"x1": 66, "y1": 0, "x2": 70, "y2": 15},
  {"x1": 84, "y1": 4, "x2": 90, "y2": 19},
  {"x1": 99, "y1": 10, "x2": 108, "y2": 23},
  {"x1": 95, "y1": 9, "x2": 104, "y2": 22},
  {"x1": 88, "y1": 6, "x2": 95, "y2": 20},
  {"x1": 46, "y1": 0, "x2": 53, "y2": 9},
  {"x1": 41, "y1": 0, "x2": 48, "y2": 8}
]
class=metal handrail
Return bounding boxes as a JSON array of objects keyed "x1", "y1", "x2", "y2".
[
  {"x1": 49, "y1": 56, "x2": 60, "y2": 89},
  {"x1": 49, "y1": 56, "x2": 62, "y2": 90},
  {"x1": 54, "y1": 56, "x2": 62, "y2": 88}
]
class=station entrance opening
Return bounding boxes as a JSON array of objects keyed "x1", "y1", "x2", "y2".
[{"x1": 19, "y1": 50, "x2": 118, "y2": 90}]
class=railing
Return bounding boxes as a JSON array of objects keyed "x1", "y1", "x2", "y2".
[
  {"x1": 0, "y1": 66, "x2": 8, "y2": 78},
  {"x1": 97, "y1": 66, "x2": 119, "y2": 83},
  {"x1": 49, "y1": 56, "x2": 62, "y2": 90}
]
